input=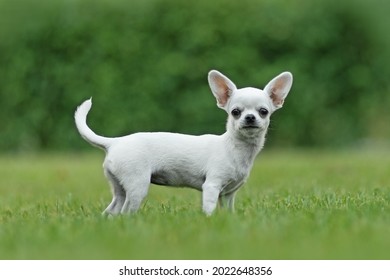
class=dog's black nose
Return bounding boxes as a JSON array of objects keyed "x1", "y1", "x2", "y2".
[{"x1": 245, "y1": 114, "x2": 256, "y2": 123}]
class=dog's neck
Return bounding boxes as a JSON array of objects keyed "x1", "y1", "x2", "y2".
[{"x1": 223, "y1": 130, "x2": 266, "y2": 169}]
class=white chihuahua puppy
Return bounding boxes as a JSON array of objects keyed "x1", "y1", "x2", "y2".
[{"x1": 75, "y1": 70, "x2": 292, "y2": 216}]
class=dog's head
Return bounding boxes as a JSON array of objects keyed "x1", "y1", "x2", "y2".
[{"x1": 208, "y1": 70, "x2": 293, "y2": 140}]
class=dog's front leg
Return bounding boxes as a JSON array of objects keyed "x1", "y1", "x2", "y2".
[
  {"x1": 202, "y1": 181, "x2": 221, "y2": 216},
  {"x1": 219, "y1": 191, "x2": 237, "y2": 212}
]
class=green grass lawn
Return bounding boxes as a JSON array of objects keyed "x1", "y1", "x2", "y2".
[{"x1": 0, "y1": 149, "x2": 389, "y2": 259}]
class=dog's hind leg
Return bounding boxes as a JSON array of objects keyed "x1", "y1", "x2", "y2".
[
  {"x1": 102, "y1": 169, "x2": 126, "y2": 216},
  {"x1": 120, "y1": 175, "x2": 150, "y2": 214}
]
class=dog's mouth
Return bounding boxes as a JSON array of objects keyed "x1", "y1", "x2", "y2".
[{"x1": 242, "y1": 125, "x2": 260, "y2": 129}]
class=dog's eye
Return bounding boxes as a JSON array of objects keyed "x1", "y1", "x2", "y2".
[
  {"x1": 231, "y1": 108, "x2": 241, "y2": 117},
  {"x1": 259, "y1": 108, "x2": 269, "y2": 117}
]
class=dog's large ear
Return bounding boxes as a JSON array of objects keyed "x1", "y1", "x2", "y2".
[
  {"x1": 208, "y1": 70, "x2": 237, "y2": 110},
  {"x1": 264, "y1": 72, "x2": 293, "y2": 110}
]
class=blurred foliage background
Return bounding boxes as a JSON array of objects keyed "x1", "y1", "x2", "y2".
[{"x1": 0, "y1": 0, "x2": 389, "y2": 152}]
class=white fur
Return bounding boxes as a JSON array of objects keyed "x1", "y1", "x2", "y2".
[{"x1": 74, "y1": 70, "x2": 293, "y2": 216}]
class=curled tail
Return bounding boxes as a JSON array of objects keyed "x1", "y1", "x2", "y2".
[{"x1": 74, "y1": 98, "x2": 112, "y2": 150}]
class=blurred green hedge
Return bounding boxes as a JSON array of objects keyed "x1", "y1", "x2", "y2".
[{"x1": 0, "y1": 0, "x2": 389, "y2": 151}]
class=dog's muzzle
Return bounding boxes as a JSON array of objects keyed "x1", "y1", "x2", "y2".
[{"x1": 242, "y1": 114, "x2": 260, "y2": 129}]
